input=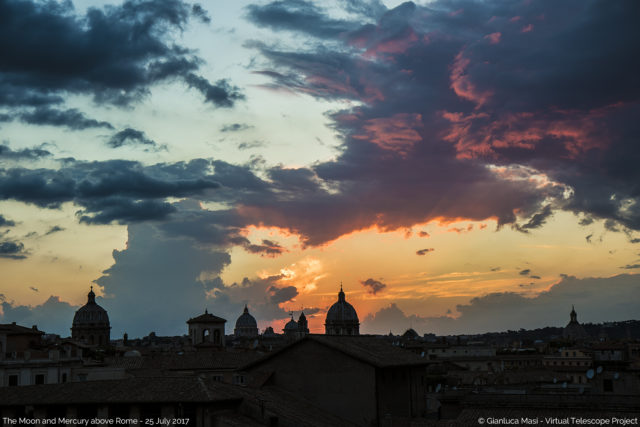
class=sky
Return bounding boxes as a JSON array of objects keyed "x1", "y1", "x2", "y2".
[{"x1": 1, "y1": 0, "x2": 640, "y2": 338}]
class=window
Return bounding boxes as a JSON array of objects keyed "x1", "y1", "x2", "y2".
[
  {"x1": 9, "y1": 375, "x2": 18, "y2": 386},
  {"x1": 35, "y1": 374, "x2": 45, "y2": 385},
  {"x1": 603, "y1": 379, "x2": 613, "y2": 392},
  {"x1": 234, "y1": 375, "x2": 245, "y2": 385},
  {"x1": 62, "y1": 373, "x2": 68, "y2": 383}
]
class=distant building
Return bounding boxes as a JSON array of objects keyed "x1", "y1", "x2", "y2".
[
  {"x1": 71, "y1": 287, "x2": 110, "y2": 346},
  {"x1": 262, "y1": 326, "x2": 277, "y2": 337},
  {"x1": 324, "y1": 285, "x2": 359, "y2": 336},
  {"x1": 563, "y1": 305, "x2": 589, "y2": 340},
  {"x1": 234, "y1": 305, "x2": 258, "y2": 338},
  {"x1": 283, "y1": 312, "x2": 310, "y2": 340},
  {"x1": 187, "y1": 310, "x2": 226, "y2": 347},
  {"x1": 1, "y1": 323, "x2": 85, "y2": 387},
  {"x1": 297, "y1": 311, "x2": 310, "y2": 336}
]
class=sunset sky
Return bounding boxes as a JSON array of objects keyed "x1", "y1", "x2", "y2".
[{"x1": 1, "y1": 0, "x2": 639, "y2": 338}]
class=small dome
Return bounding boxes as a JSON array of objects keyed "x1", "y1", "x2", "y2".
[
  {"x1": 72, "y1": 287, "x2": 110, "y2": 327},
  {"x1": 284, "y1": 316, "x2": 298, "y2": 331},
  {"x1": 563, "y1": 305, "x2": 588, "y2": 340},
  {"x1": 325, "y1": 288, "x2": 359, "y2": 323},
  {"x1": 325, "y1": 284, "x2": 360, "y2": 336},
  {"x1": 235, "y1": 305, "x2": 258, "y2": 329},
  {"x1": 402, "y1": 328, "x2": 419, "y2": 339}
]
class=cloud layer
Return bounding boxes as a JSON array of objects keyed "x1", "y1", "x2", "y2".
[{"x1": 362, "y1": 274, "x2": 640, "y2": 335}]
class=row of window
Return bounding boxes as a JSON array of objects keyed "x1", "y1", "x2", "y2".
[
  {"x1": 6, "y1": 372, "x2": 68, "y2": 386},
  {"x1": 545, "y1": 360, "x2": 590, "y2": 366}
]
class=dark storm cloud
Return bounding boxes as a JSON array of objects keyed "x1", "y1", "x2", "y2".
[
  {"x1": 517, "y1": 205, "x2": 553, "y2": 232},
  {"x1": 191, "y1": 3, "x2": 211, "y2": 24},
  {"x1": 44, "y1": 225, "x2": 64, "y2": 235},
  {"x1": 237, "y1": 141, "x2": 265, "y2": 150},
  {"x1": 211, "y1": 275, "x2": 300, "y2": 324},
  {"x1": 0, "y1": 144, "x2": 52, "y2": 160},
  {"x1": 183, "y1": 74, "x2": 245, "y2": 108},
  {"x1": 519, "y1": 269, "x2": 531, "y2": 276},
  {"x1": 579, "y1": 217, "x2": 595, "y2": 226},
  {"x1": 0, "y1": 214, "x2": 16, "y2": 227},
  {"x1": 338, "y1": 0, "x2": 386, "y2": 19},
  {"x1": 0, "y1": 159, "x2": 220, "y2": 224},
  {"x1": 77, "y1": 197, "x2": 177, "y2": 225},
  {"x1": 245, "y1": 239, "x2": 287, "y2": 257},
  {"x1": 239, "y1": 0, "x2": 640, "y2": 241},
  {"x1": 0, "y1": 240, "x2": 28, "y2": 259},
  {"x1": 0, "y1": 295, "x2": 77, "y2": 334},
  {"x1": 603, "y1": 219, "x2": 620, "y2": 232},
  {"x1": 247, "y1": 0, "x2": 359, "y2": 39},
  {"x1": 107, "y1": 128, "x2": 161, "y2": 150},
  {"x1": 621, "y1": 264, "x2": 640, "y2": 270},
  {"x1": 268, "y1": 285, "x2": 299, "y2": 304},
  {"x1": 362, "y1": 274, "x2": 640, "y2": 335},
  {"x1": 360, "y1": 278, "x2": 387, "y2": 295},
  {"x1": 0, "y1": 0, "x2": 242, "y2": 112},
  {"x1": 89, "y1": 222, "x2": 236, "y2": 336},
  {"x1": 18, "y1": 108, "x2": 113, "y2": 130},
  {"x1": 220, "y1": 123, "x2": 253, "y2": 133},
  {"x1": 416, "y1": 248, "x2": 434, "y2": 256}
]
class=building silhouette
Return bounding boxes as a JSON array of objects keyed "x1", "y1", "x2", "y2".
[
  {"x1": 325, "y1": 284, "x2": 359, "y2": 336},
  {"x1": 234, "y1": 305, "x2": 258, "y2": 338},
  {"x1": 187, "y1": 310, "x2": 225, "y2": 347},
  {"x1": 71, "y1": 286, "x2": 110, "y2": 346},
  {"x1": 563, "y1": 305, "x2": 589, "y2": 340}
]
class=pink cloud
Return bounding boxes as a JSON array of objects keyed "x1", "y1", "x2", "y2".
[
  {"x1": 353, "y1": 113, "x2": 423, "y2": 156},
  {"x1": 522, "y1": 24, "x2": 534, "y2": 33},
  {"x1": 441, "y1": 103, "x2": 621, "y2": 160},
  {"x1": 449, "y1": 51, "x2": 493, "y2": 108},
  {"x1": 484, "y1": 32, "x2": 502, "y2": 44}
]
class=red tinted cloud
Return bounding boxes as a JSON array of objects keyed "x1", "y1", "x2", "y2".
[
  {"x1": 353, "y1": 113, "x2": 423, "y2": 155},
  {"x1": 484, "y1": 32, "x2": 502, "y2": 44},
  {"x1": 450, "y1": 51, "x2": 493, "y2": 108}
]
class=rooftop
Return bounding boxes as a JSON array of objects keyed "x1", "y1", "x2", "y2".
[
  {"x1": 243, "y1": 334, "x2": 433, "y2": 370},
  {"x1": 0, "y1": 323, "x2": 43, "y2": 336},
  {"x1": 187, "y1": 311, "x2": 226, "y2": 324}
]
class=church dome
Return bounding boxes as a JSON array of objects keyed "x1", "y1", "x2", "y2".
[
  {"x1": 563, "y1": 305, "x2": 588, "y2": 340},
  {"x1": 326, "y1": 288, "x2": 359, "y2": 323},
  {"x1": 72, "y1": 287, "x2": 110, "y2": 327},
  {"x1": 234, "y1": 305, "x2": 258, "y2": 338},
  {"x1": 325, "y1": 285, "x2": 360, "y2": 336},
  {"x1": 71, "y1": 286, "x2": 111, "y2": 346},
  {"x1": 235, "y1": 306, "x2": 258, "y2": 329},
  {"x1": 284, "y1": 316, "x2": 298, "y2": 331}
]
